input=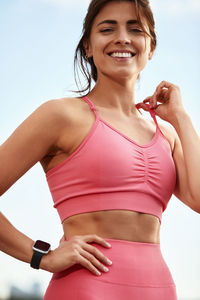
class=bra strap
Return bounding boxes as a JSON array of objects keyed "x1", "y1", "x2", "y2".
[
  {"x1": 142, "y1": 103, "x2": 159, "y2": 128},
  {"x1": 81, "y1": 96, "x2": 99, "y2": 118},
  {"x1": 82, "y1": 97, "x2": 159, "y2": 128}
]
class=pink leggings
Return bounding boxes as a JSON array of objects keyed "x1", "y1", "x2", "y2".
[{"x1": 44, "y1": 238, "x2": 177, "y2": 299}]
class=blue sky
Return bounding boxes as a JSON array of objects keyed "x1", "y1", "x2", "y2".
[{"x1": 0, "y1": 0, "x2": 200, "y2": 298}]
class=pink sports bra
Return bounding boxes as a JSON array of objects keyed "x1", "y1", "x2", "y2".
[{"x1": 46, "y1": 96, "x2": 176, "y2": 224}]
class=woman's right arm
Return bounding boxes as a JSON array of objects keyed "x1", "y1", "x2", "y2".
[
  {"x1": 0, "y1": 212, "x2": 112, "y2": 275},
  {"x1": 0, "y1": 212, "x2": 35, "y2": 264},
  {"x1": 0, "y1": 99, "x2": 66, "y2": 196},
  {"x1": 0, "y1": 99, "x2": 112, "y2": 275},
  {"x1": 0, "y1": 99, "x2": 69, "y2": 269}
]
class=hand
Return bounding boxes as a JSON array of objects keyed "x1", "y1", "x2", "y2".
[
  {"x1": 40, "y1": 234, "x2": 112, "y2": 276},
  {"x1": 136, "y1": 81, "x2": 186, "y2": 124}
]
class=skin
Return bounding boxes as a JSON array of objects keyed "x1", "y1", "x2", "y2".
[
  {"x1": 1, "y1": 1, "x2": 199, "y2": 277},
  {"x1": 62, "y1": 1, "x2": 160, "y2": 243},
  {"x1": 85, "y1": 1, "x2": 154, "y2": 111},
  {"x1": 54, "y1": 1, "x2": 200, "y2": 246}
]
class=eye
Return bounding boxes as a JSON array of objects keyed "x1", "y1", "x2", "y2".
[
  {"x1": 130, "y1": 28, "x2": 143, "y2": 33},
  {"x1": 99, "y1": 28, "x2": 114, "y2": 33}
]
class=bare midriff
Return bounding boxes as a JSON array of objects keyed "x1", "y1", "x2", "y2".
[{"x1": 62, "y1": 210, "x2": 161, "y2": 244}]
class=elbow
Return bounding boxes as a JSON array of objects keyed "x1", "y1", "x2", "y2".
[
  {"x1": 189, "y1": 196, "x2": 200, "y2": 214},
  {"x1": 191, "y1": 205, "x2": 200, "y2": 214},
  {"x1": 0, "y1": 189, "x2": 5, "y2": 197}
]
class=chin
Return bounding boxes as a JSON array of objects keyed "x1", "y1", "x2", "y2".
[
  {"x1": 100, "y1": 67, "x2": 139, "y2": 82},
  {"x1": 111, "y1": 71, "x2": 137, "y2": 81}
]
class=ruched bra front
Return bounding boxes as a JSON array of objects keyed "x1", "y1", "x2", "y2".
[{"x1": 46, "y1": 96, "x2": 176, "y2": 224}]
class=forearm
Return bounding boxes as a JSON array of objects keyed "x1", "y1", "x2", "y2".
[
  {"x1": 0, "y1": 212, "x2": 71, "y2": 272},
  {"x1": 0, "y1": 212, "x2": 35, "y2": 262},
  {"x1": 171, "y1": 110, "x2": 200, "y2": 203}
]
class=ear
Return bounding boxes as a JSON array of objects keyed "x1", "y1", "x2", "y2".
[
  {"x1": 84, "y1": 39, "x2": 93, "y2": 58},
  {"x1": 148, "y1": 47, "x2": 155, "y2": 60}
]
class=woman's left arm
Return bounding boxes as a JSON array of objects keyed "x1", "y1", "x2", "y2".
[
  {"x1": 137, "y1": 81, "x2": 200, "y2": 213},
  {"x1": 168, "y1": 111, "x2": 200, "y2": 213}
]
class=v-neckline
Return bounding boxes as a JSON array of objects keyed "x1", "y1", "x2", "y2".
[
  {"x1": 99, "y1": 117, "x2": 159, "y2": 148},
  {"x1": 81, "y1": 95, "x2": 159, "y2": 148}
]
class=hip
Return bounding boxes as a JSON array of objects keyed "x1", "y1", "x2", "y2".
[{"x1": 44, "y1": 238, "x2": 177, "y2": 300}]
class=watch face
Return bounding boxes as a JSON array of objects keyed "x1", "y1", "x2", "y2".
[{"x1": 34, "y1": 240, "x2": 51, "y2": 252}]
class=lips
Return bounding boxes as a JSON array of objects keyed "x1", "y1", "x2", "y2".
[{"x1": 108, "y1": 51, "x2": 136, "y2": 57}]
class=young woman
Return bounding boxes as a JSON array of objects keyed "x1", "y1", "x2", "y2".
[{"x1": 1, "y1": 0, "x2": 200, "y2": 299}]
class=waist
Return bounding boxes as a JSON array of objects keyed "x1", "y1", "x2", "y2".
[
  {"x1": 63, "y1": 210, "x2": 161, "y2": 244},
  {"x1": 52, "y1": 237, "x2": 176, "y2": 290}
]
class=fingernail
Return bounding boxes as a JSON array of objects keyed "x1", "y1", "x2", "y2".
[
  {"x1": 103, "y1": 267, "x2": 109, "y2": 272},
  {"x1": 106, "y1": 243, "x2": 111, "y2": 247},
  {"x1": 96, "y1": 271, "x2": 101, "y2": 276},
  {"x1": 107, "y1": 259, "x2": 113, "y2": 265}
]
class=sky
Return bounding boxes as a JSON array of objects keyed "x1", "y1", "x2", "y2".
[{"x1": 0, "y1": 0, "x2": 200, "y2": 298}]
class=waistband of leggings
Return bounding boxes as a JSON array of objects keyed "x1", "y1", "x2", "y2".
[
  {"x1": 65, "y1": 236, "x2": 160, "y2": 247},
  {"x1": 103, "y1": 238, "x2": 160, "y2": 247}
]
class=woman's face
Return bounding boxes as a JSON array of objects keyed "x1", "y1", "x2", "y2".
[{"x1": 85, "y1": 1, "x2": 154, "y2": 82}]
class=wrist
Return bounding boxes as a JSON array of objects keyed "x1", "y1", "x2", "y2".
[
  {"x1": 170, "y1": 109, "x2": 189, "y2": 127},
  {"x1": 40, "y1": 250, "x2": 53, "y2": 272},
  {"x1": 30, "y1": 240, "x2": 51, "y2": 270}
]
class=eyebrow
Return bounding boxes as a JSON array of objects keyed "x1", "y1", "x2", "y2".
[{"x1": 97, "y1": 19, "x2": 140, "y2": 27}]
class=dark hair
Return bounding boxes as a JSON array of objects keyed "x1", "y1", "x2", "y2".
[{"x1": 73, "y1": 0, "x2": 157, "y2": 95}]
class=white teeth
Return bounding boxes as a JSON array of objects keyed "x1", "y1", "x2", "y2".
[{"x1": 110, "y1": 52, "x2": 133, "y2": 58}]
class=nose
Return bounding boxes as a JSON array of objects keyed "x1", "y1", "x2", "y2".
[{"x1": 114, "y1": 29, "x2": 131, "y2": 45}]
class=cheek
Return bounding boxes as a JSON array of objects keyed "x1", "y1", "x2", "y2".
[
  {"x1": 89, "y1": 32, "x2": 107, "y2": 51},
  {"x1": 137, "y1": 37, "x2": 150, "y2": 53},
  {"x1": 92, "y1": 40, "x2": 110, "y2": 63}
]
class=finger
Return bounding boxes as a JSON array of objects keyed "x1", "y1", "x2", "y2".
[
  {"x1": 150, "y1": 81, "x2": 170, "y2": 107},
  {"x1": 156, "y1": 81, "x2": 172, "y2": 91},
  {"x1": 144, "y1": 87, "x2": 169, "y2": 109},
  {"x1": 159, "y1": 89, "x2": 169, "y2": 100},
  {"x1": 83, "y1": 243, "x2": 112, "y2": 266},
  {"x1": 155, "y1": 80, "x2": 177, "y2": 97},
  {"x1": 136, "y1": 102, "x2": 149, "y2": 111},
  {"x1": 143, "y1": 96, "x2": 156, "y2": 108},
  {"x1": 76, "y1": 252, "x2": 102, "y2": 276},
  {"x1": 83, "y1": 234, "x2": 111, "y2": 249},
  {"x1": 143, "y1": 93, "x2": 165, "y2": 108},
  {"x1": 143, "y1": 96, "x2": 152, "y2": 103},
  {"x1": 80, "y1": 248, "x2": 110, "y2": 274}
]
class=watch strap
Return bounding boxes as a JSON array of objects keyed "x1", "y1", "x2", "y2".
[{"x1": 30, "y1": 250, "x2": 44, "y2": 269}]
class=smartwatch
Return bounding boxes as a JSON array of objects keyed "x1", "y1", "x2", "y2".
[{"x1": 30, "y1": 240, "x2": 51, "y2": 269}]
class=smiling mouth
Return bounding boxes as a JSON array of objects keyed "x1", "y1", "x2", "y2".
[{"x1": 108, "y1": 52, "x2": 136, "y2": 58}]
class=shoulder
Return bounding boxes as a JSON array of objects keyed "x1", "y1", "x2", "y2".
[
  {"x1": 153, "y1": 120, "x2": 176, "y2": 153},
  {"x1": 37, "y1": 97, "x2": 84, "y2": 125},
  {"x1": 38, "y1": 96, "x2": 87, "y2": 152},
  {"x1": 38, "y1": 97, "x2": 78, "y2": 116}
]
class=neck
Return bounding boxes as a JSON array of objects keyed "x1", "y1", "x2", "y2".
[{"x1": 87, "y1": 75, "x2": 140, "y2": 117}]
